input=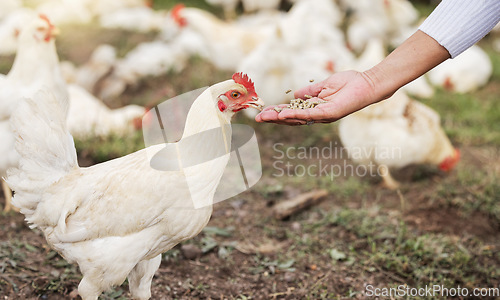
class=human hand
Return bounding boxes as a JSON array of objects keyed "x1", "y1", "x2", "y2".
[{"x1": 255, "y1": 70, "x2": 380, "y2": 125}]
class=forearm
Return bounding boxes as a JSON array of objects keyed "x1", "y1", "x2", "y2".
[{"x1": 362, "y1": 30, "x2": 450, "y2": 101}]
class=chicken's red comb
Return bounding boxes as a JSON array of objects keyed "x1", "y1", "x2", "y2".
[
  {"x1": 232, "y1": 72, "x2": 255, "y2": 94},
  {"x1": 39, "y1": 14, "x2": 54, "y2": 27},
  {"x1": 171, "y1": 4, "x2": 187, "y2": 27}
]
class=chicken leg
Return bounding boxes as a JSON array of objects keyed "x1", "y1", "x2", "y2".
[
  {"x1": 78, "y1": 276, "x2": 101, "y2": 300},
  {"x1": 128, "y1": 255, "x2": 162, "y2": 300},
  {"x1": 378, "y1": 165, "x2": 400, "y2": 190},
  {"x1": 2, "y1": 179, "x2": 13, "y2": 212}
]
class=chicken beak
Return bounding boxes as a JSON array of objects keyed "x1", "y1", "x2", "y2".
[
  {"x1": 51, "y1": 26, "x2": 60, "y2": 37},
  {"x1": 246, "y1": 97, "x2": 265, "y2": 111},
  {"x1": 439, "y1": 148, "x2": 460, "y2": 172}
]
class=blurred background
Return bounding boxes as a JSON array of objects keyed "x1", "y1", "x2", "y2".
[{"x1": 0, "y1": 0, "x2": 498, "y2": 299}]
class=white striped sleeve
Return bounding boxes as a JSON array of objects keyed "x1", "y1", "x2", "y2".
[{"x1": 418, "y1": 0, "x2": 500, "y2": 58}]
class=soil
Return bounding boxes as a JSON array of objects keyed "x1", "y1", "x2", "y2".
[{"x1": 0, "y1": 140, "x2": 498, "y2": 299}]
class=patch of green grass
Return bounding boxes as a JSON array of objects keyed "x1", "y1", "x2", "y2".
[
  {"x1": 0, "y1": 55, "x2": 14, "y2": 75},
  {"x1": 328, "y1": 208, "x2": 499, "y2": 292},
  {"x1": 480, "y1": 41, "x2": 500, "y2": 81},
  {"x1": 152, "y1": 0, "x2": 222, "y2": 15},
  {"x1": 411, "y1": 1, "x2": 438, "y2": 18},
  {"x1": 74, "y1": 131, "x2": 145, "y2": 164},
  {"x1": 57, "y1": 22, "x2": 158, "y2": 62},
  {"x1": 419, "y1": 87, "x2": 500, "y2": 146},
  {"x1": 437, "y1": 167, "x2": 500, "y2": 222},
  {"x1": 319, "y1": 175, "x2": 370, "y2": 199},
  {"x1": 250, "y1": 255, "x2": 295, "y2": 275}
]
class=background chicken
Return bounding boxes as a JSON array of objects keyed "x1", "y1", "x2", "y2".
[
  {"x1": 67, "y1": 84, "x2": 146, "y2": 139},
  {"x1": 237, "y1": 0, "x2": 353, "y2": 116},
  {"x1": 0, "y1": 14, "x2": 67, "y2": 212},
  {"x1": 428, "y1": 45, "x2": 493, "y2": 93},
  {"x1": 165, "y1": 4, "x2": 274, "y2": 71},
  {"x1": 72, "y1": 44, "x2": 117, "y2": 95},
  {"x1": 339, "y1": 91, "x2": 460, "y2": 189},
  {"x1": 7, "y1": 73, "x2": 263, "y2": 299}
]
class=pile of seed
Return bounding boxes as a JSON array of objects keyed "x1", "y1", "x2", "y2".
[
  {"x1": 287, "y1": 98, "x2": 323, "y2": 109},
  {"x1": 274, "y1": 96, "x2": 326, "y2": 113}
]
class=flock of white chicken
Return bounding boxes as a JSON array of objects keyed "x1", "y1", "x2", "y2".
[
  {"x1": 0, "y1": 0, "x2": 497, "y2": 298},
  {"x1": 1, "y1": 0, "x2": 493, "y2": 110}
]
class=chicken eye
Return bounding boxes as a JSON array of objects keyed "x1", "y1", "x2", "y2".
[
  {"x1": 36, "y1": 26, "x2": 46, "y2": 31},
  {"x1": 231, "y1": 91, "x2": 241, "y2": 99}
]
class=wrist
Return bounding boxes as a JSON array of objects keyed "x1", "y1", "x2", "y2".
[
  {"x1": 361, "y1": 66, "x2": 394, "y2": 102},
  {"x1": 361, "y1": 30, "x2": 450, "y2": 103}
]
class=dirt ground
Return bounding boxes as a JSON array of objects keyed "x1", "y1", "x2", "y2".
[{"x1": 1, "y1": 131, "x2": 499, "y2": 299}]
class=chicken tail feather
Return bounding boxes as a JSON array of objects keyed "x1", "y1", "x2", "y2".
[{"x1": 6, "y1": 89, "x2": 77, "y2": 221}]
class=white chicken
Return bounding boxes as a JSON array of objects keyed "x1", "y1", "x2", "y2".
[
  {"x1": 427, "y1": 45, "x2": 493, "y2": 93},
  {"x1": 0, "y1": 0, "x2": 21, "y2": 21},
  {"x1": 67, "y1": 84, "x2": 146, "y2": 139},
  {"x1": 59, "y1": 60, "x2": 78, "y2": 83},
  {"x1": 339, "y1": 93, "x2": 460, "y2": 189},
  {"x1": 343, "y1": 0, "x2": 419, "y2": 52},
  {"x1": 166, "y1": 4, "x2": 274, "y2": 71},
  {"x1": 7, "y1": 73, "x2": 263, "y2": 300},
  {"x1": 0, "y1": 14, "x2": 67, "y2": 212},
  {"x1": 115, "y1": 41, "x2": 188, "y2": 83},
  {"x1": 85, "y1": 0, "x2": 149, "y2": 17},
  {"x1": 35, "y1": 0, "x2": 93, "y2": 25},
  {"x1": 241, "y1": 0, "x2": 281, "y2": 13},
  {"x1": 99, "y1": 6, "x2": 166, "y2": 32},
  {"x1": 74, "y1": 44, "x2": 117, "y2": 94},
  {"x1": 0, "y1": 8, "x2": 36, "y2": 56},
  {"x1": 97, "y1": 40, "x2": 188, "y2": 100}
]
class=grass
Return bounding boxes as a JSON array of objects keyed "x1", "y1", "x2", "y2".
[
  {"x1": 74, "y1": 131, "x2": 145, "y2": 164},
  {"x1": 419, "y1": 87, "x2": 500, "y2": 146},
  {"x1": 437, "y1": 167, "x2": 500, "y2": 222},
  {"x1": 152, "y1": 0, "x2": 221, "y2": 13},
  {"x1": 274, "y1": 206, "x2": 499, "y2": 299}
]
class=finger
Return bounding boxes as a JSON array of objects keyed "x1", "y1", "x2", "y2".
[
  {"x1": 256, "y1": 108, "x2": 281, "y2": 122},
  {"x1": 294, "y1": 81, "x2": 324, "y2": 99},
  {"x1": 256, "y1": 103, "x2": 296, "y2": 122},
  {"x1": 263, "y1": 118, "x2": 308, "y2": 126},
  {"x1": 256, "y1": 108, "x2": 310, "y2": 125},
  {"x1": 261, "y1": 104, "x2": 288, "y2": 112},
  {"x1": 277, "y1": 103, "x2": 337, "y2": 123},
  {"x1": 277, "y1": 106, "x2": 318, "y2": 121},
  {"x1": 255, "y1": 112, "x2": 306, "y2": 125}
]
